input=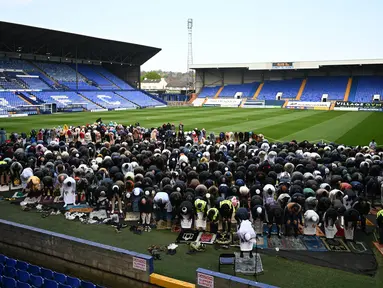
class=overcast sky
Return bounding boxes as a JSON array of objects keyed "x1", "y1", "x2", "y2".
[{"x1": 1, "y1": 0, "x2": 382, "y2": 72}]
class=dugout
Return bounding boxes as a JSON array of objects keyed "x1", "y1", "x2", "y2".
[
  {"x1": 0, "y1": 21, "x2": 161, "y2": 88},
  {"x1": 191, "y1": 60, "x2": 383, "y2": 95}
]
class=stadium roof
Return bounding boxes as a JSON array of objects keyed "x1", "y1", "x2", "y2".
[
  {"x1": 190, "y1": 59, "x2": 383, "y2": 70},
  {"x1": 0, "y1": 21, "x2": 161, "y2": 66}
]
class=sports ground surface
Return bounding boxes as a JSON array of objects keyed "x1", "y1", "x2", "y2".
[
  {"x1": 1, "y1": 107, "x2": 383, "y2": 146},
  {"x1": 1, "y1": 106, "x2": 383, "y2": 287}
]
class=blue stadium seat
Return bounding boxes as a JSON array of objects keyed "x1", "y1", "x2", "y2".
[
  {"x1": 2, "y1": 276, "x2": 17, "y2": 288},
  {"x1": 41, "y1": 268, "x2": 54, "y2": 280},
  {"x1": 30, "y1": 275, "x2": 44, "y2": 288},
  {"x1": 0, "y1": 254, "x2": 7, "y2": 264},
  {"x1": 16, "y1": 261, "x2": 29, "y2": 272},
  {"x1": 28, "y1": 264, "x2": 41, "y2": 276},
  {"x1": 53, "y1": 272, "x2": 66, "y2": 285},
  {"x1": 80, "y1": 280, "x2": 96, "y2": 288},
  {"x1": 4, "y1": 266, "x2": 17, "y2": 278},
  {"x1": 17, "y1": 281, "x2": 32, "y2": 288},
  {"x1": 17, "y1": 270, "x2": 30, "y2": 283},
  {"x1": 0, "y1": 263, "x2": 4, "y2": 274},
  {"x1": 65, "y1": 276, "x2": 81, "y2": 288},
  {"x1": 43, "y1": 279, "x2": 58, "y2": 288},
  {"x1": 198, "y1": 86, "x2": 221, "y2": 98},
  {"x1": 6, "y1": 258, "x2": 17, "y2": 268},
  {"x1": 58, "y1": 285, "x2": 71, "y2": 288}
]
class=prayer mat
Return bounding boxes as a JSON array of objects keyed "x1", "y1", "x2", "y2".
[
  {"x1": 301, "y1": 235, "x2": 328, "y2": 252},
  {"x1": 267, "y1": 236, "x2": 287, "y2": 250},
  {"x1": 176, "y1": 230, "x2": 199, "y2": 243},
  {"x1": 124, "y1": 212, "x2": 140, "y2": 222},
  {"x1": 321, "y1": 237, "x2": 350, "y2": 252},
  {"x1": 63, "y1": 204, "x2": 89, "y2": 211},
  {"x1": 69, "y1": 207, "x2": 93, "y2": 213},
  {"x1": 234, "y1": 252, "x2": 263, "y2": 275},
  {"x1": 215, "y1": 232, "x2": 233, "y2": 245},
  {"x1": 171, "y1": 225, "x2": 181, "y2": 233},
  {"x1": 316, "y1": 226, "x2": 325, "y2": 237},
  {"x1": 347, "y1": 241, "x2": 370, "y2": 254},
  {"x1": 156, "y1": 220, "x2": 168, "y2": 230},
  {"x1": 253, "y1": 236, "x2": 267, "y2": 249},
  {"x1": 263, "y1": 224, "x2": 278, "y2": 234},
  {"x1": 373, "y1": 242, "x2": 383, "y2": 257},
  {"x1": 196, "y1": 232, "x2": 217, "y2": 244},
  {"x1": 284, "y1": 236, "x2": 307, "y2": 250}
]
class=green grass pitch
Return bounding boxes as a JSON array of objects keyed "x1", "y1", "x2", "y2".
[
  {"x1": 0, "y1": 106, "x2": 383, "y2": 287},
  {"x1": 1, "y1": 107, "x2": 383, "y2": 146}
]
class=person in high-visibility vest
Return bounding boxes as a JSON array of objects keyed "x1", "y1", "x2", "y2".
[
  {"x1": 219, "y1": 199, "x2": 233, "y2": 232},
  {"x1": 195, "y1": 198, "x2": 207, "y2": 230},
  {"x1": 377, "y1": 209, "x2": 383, "y2": 244},
  {"x1": 207, "y1": 207, "x2": 220, "y2": 233}
]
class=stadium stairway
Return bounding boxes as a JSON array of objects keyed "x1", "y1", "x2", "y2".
[
  {"x1": 113, "y1": 92, "x2": 139, "y2": 107},
  {"x1": 29, "y1": 61, "x2": 62, "y2": 89},
  {"x1": 343, "y1": 77, "x2": 353, "y2": 101},
  {"x1": 347, "y1": 76, "x2": 358, "y2": 102},
  {"x1": 114, "y1": 92, "x2": 140, "y2": 107},
  {"x1": 213, "y1": 86, "x2": 224, "y2": 99},
  {"x1": 77, "y1": 92, "x2": 106, "y2": 109},
  {"x1": 188, "y1": 93, "x2": 197, "y2": 104},
  {"x1": 252, "y1": 82, "x2": 264, "y2": 100},
  {"x1": 295, "y1": 78, "x2": 307, "y2": 100},
  {"x1": 17, "y1": 93, "x2": 39, "y2": 105}
]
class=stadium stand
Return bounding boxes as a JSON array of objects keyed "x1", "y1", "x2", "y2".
[
  {"x1": 0, "y1": 78, "x2": 25, "y2": 90},
  {"x1": 0, "y1": 91, "x2": 39, "y2": 115},
  {"x1": 33, "y1": 91, "x2": 101, "y2": 110},
  {"x1": 34, "y1": 62, "x2": 97, "y2": 90},
  {"x1": 0, "y1": 253, "x2": 102, "y2": 288},
  {"x1": 0, "y1": 59, "x2": 36, "y2": 71},
  {"x1": 116, "y1": 91, "x2": 164, "y2": 107},
  {"x1": 28, "y1": 71, "x2": 57, "y2": 89},
  {"x1": 351, "y1": 76, "x2": 383, "y2": 103},
  {"x1": 219, "y1": 82, "x2": 259, "y2": 98},
  {"x1": 80, "y1": 91, "x2": 136, "y2": 109},
  {"x1": 17, "y1": 76, "x2": 51, "y2": 90},
  {"x1": 71, "y1": 64, "x2": 118, "y2": 90},
  {"x1": 257, "y1": 79, "x2": 302, "y2": 100},
  {"x1": 300, "y1": 76, "x2": 349, "y2": 101},
  {"x1": 91, "y1": 66, "x2": 134, "y2": 90},
  {"x1": 198, "y1": 86, "x2": 221, "y2": 98}
]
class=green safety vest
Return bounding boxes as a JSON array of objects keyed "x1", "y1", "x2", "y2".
[
  {"x1": 377, "y1": 209, "x2": 383, "y2": 219},
  {"x1": 195, "y1": 199, "x2": 207, "y2": 213},
  {"x1": 207, "y1": 208, "x2": 219, "y2": 221},
  {"x1": 220, "y1": 199, "x2": 233, "y2": 210}
]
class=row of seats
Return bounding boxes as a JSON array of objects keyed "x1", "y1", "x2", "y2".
[
  {"x1": 116, "y1": 91, "x2": 163, "y2": 107},
  {"x1": 0, "y1": 59, "x2": 36, "y2": 71},
  {"x1": 32, "y1": 92, "x2": 101, "y2": 110},
  {"x1": 198, "y1": 76, "x2": 383, "y2": 102},
  {"x1": 258, "y1": 78, "x2": 302, "y2": 100},
  {"x1": 219, "y1": 83, "x2": 259, "y2": 98},
  {"x1": 0, "y1": 78, "x2": 24, "y2": 90},
  {"x1": 0, "y1": 92, "x2": 29, "y2": 109},
  {"x1": 198, "y1": 86, "x2": 221, "y2": 98},
  {"x1": 352, "y1": 76, "x2": 383, "y2": 102},
  {"x1": 0, "y1": 254, "x2": 103, "y2": 288},
  {"x1": 300, "y1": 76, "x2": 348, "y2": 101},
  {"x1": 18, "y1": 77, "x2": 52, "y2": 90},
  {"x1": 72, "y1": 65, "x2": 118, "y2": 90},
  {"x1": 33, "y1": 62, "x2": 87, "y2": 83},
  {"x1": 91, "y1": 66, "x2": 133, "y2": 90},
  {"x1": 81, "y1": 91, "x2": 136, "y2": 109}
]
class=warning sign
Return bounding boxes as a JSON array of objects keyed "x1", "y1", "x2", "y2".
[
  {"x1": 133, "y1": 257, "x2": 147, "y2": 272},
  {"x1": 197, "y1": 273, "x2": 214, "y2": 288}
]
